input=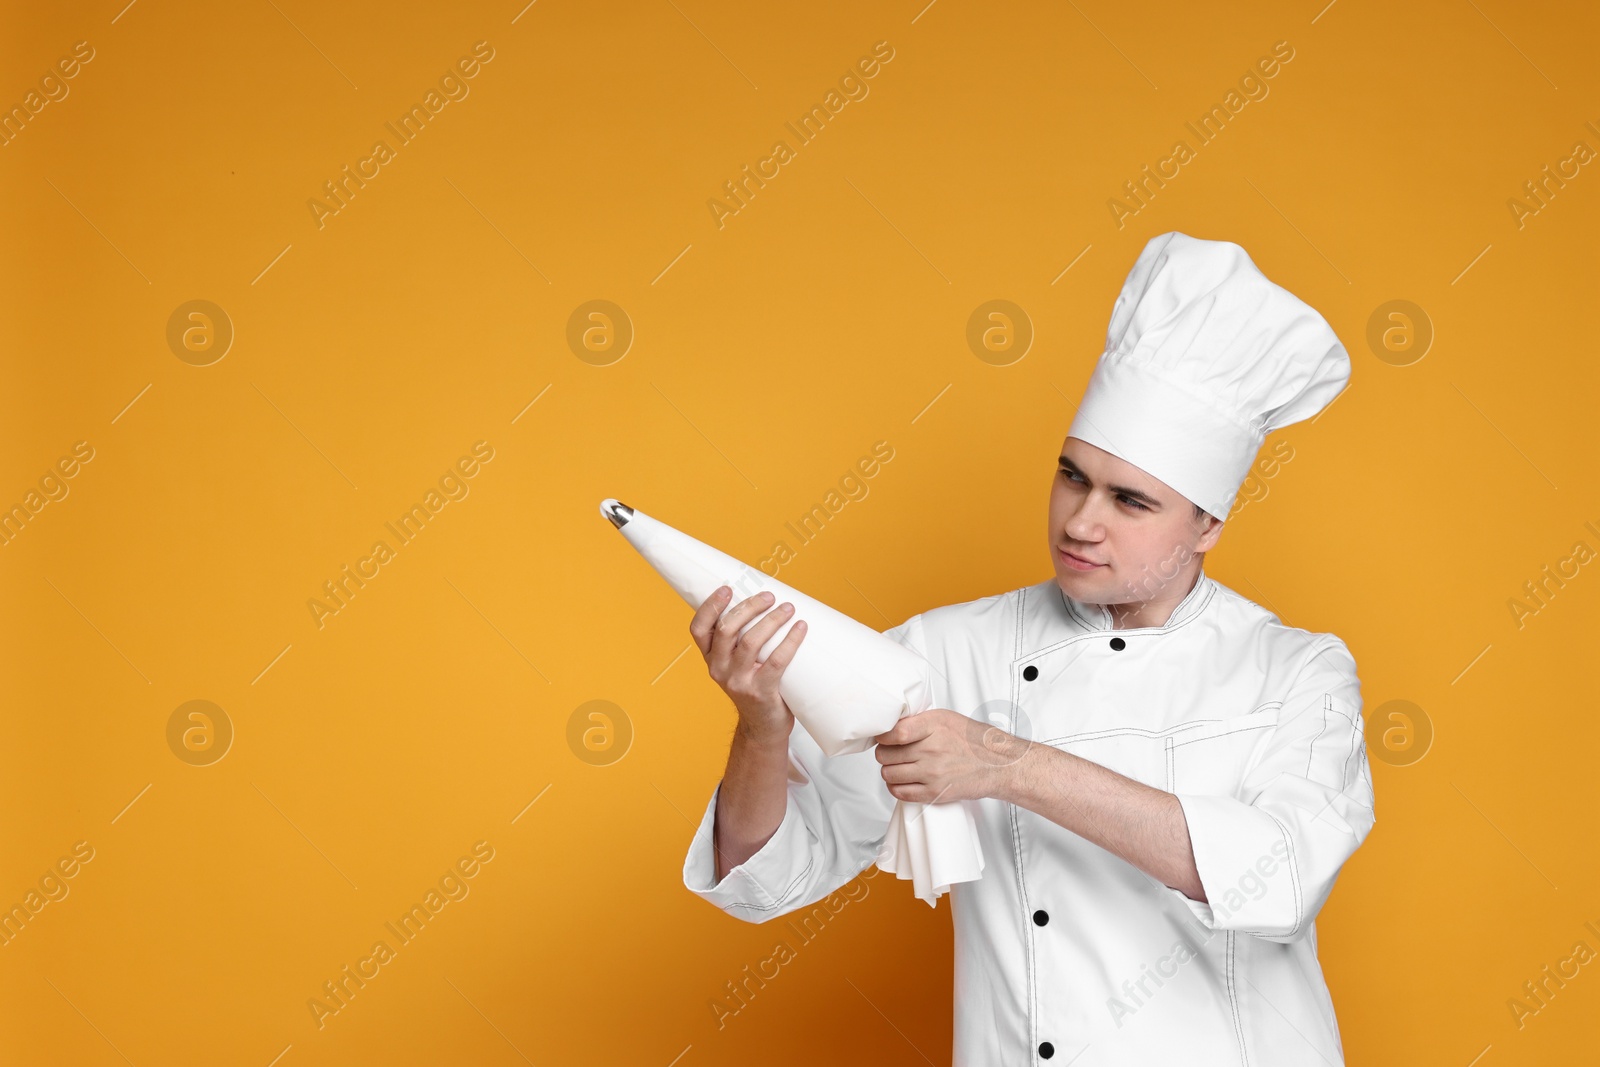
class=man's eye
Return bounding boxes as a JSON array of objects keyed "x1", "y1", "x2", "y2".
[{"x1": 1061, "y1": 469, "x2": 1144, "y2": 509}]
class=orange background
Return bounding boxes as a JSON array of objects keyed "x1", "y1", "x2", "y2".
[{"x1": 2, "y1": 1, "x2": 1596, "y2": 1064}]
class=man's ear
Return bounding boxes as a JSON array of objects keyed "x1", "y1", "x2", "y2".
[{"x1": 1195, "y1": 514, "x2": 1224, "y2": 553}]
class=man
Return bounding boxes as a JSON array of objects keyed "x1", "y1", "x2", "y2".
[{"x1": 682, "y1": 231, "x2": 1376, "y2": 1065}]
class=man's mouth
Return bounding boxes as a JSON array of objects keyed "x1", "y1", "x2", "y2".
[{"x1": 1058, "y1": 547, "x2": 1106, "y2": 571}]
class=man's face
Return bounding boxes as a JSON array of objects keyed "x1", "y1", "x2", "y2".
[{"x1": 1047, "y1": 436, "x2": 1223, "y2": 606}]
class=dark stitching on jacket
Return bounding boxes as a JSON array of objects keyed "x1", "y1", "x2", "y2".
[
  {"x1": 1339, "y1": 703, "x2": 1356, "y2": 793},
  {"x1": 1010, "y1": 586, "x2": 1038, "y2": 1056},
  {"x1": 1227, "y1": 930, "x2": 1249, "y2": 1066},
  {"x1": 1305, "y1": 694, "x2": 1331, "y2": 782},
  {"x1": 1040, "y1": 707, "x2": 1279, "y2": 749},
  {"x1": 1167, "y1": 722, "x2": 1278, "y2": 751},
  {"x1": 1263, "y1": 810, "x2": 1305, "y2": 938},
  {"x1": 1301, "y1": 690, "x2": 1361, "y2": 793},
  {"x1": 1026, "y1": 579, "x2": 1217, "y2": 661},
  {"x1": 725, "y1": 850, "x2": 818, "y2": 914},
  {"x1": 1060, "y1": 582, "x2": 1095, "y2": 628},
  {"x1": 1338, "y1": 701, "x2": 1363, "y2": 794}
]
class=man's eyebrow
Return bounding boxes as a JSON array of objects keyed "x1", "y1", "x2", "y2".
[{"x1": 1057, "y1": 456, "x2": 1163, "y2": 508}]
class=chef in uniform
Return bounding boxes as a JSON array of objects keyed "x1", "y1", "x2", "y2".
[{"x1": 682, "y1": 231, "x2": 1376, "y2": 1066}]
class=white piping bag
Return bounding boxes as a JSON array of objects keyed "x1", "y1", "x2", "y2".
[{"x1": 600, "y1": 498, "x2": 984, "y2": 905}]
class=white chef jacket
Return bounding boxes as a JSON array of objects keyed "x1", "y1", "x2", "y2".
[{"x1": 683, "y1": 567, "x2": 1376, "y2": 1066}]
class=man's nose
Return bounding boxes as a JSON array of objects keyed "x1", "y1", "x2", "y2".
[{"x1": 1063, "y1": 496, "x2": 1105, "y2": 540}]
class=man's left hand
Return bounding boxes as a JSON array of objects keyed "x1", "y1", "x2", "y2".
[{"x1": 874, "y1": 708, "x2": 1027, "y2": 804}]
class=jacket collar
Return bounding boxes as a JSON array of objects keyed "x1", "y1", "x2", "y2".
[{"x1": 1055, "y1": 564, "x2": 1216, "y2": 633}]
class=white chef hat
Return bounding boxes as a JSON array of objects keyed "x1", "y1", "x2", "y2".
[{"x1": 1068, "y1": 231, "x2": 1350, "y2": 521}]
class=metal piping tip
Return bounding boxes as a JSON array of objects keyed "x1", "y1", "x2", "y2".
[{"x1": 600, "y1": 498, "x2": 634, "y2": 529}]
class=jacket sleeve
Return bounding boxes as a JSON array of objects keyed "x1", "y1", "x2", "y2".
[
  {"x1": 681, "y1": 613, "x2": 927, "y2": 923},
  {"x1": 1169, "y1": 634, "x2": 1376, "y2": 943}
]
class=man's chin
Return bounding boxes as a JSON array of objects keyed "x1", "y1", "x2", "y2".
[{"x1": 1054, "y1": 567, "x2": 1110, "y2": 597}]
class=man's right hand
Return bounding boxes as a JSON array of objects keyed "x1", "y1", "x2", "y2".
[{"x1": 690, "y1": 586, "x2": 808, "y2": 743}]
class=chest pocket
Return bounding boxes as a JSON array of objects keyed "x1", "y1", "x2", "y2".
[
  {"x1": 1046, "y1": 728, "x2": 1171, "y2": 792},
  {"x1": 1045, "y1": 705, "x2": 1280, "y2": 797},
  {"x1": 1164, "y1": 705, "x2": 1280, "y2": 797}
]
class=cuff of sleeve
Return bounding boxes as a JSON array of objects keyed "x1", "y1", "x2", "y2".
[
  {"x1": 1174, "y1": 792, "x2": 1294, "y2": 934},
  {"x1": 1164, "y1": 884, "x2": 1217, "y2": 927},
  {"x1": 682, "y1": 781, "x2": 816, "y2": 919}
]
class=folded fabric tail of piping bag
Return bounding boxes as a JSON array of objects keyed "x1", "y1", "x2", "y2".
[
  {"x1": 599, "y1": 498, "x2": 985, "y2": 905},
  {"x1": 876, "y1": 790, "x2": 987, "y2": 905}
]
